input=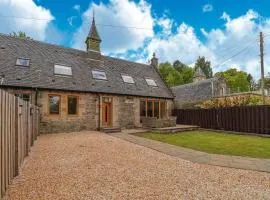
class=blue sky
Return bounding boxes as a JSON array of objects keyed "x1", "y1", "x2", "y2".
[{"x1": 1, "y1": 0, "x2": 270, "y2": 79}]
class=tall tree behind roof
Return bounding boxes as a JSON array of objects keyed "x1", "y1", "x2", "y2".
[{"x1": 194, "y1": 56, "x2": 213, "y2": 79}]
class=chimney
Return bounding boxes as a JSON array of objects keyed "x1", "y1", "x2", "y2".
[{"x1": 150, "y1": 53, "x2": 158, "y2": 68}]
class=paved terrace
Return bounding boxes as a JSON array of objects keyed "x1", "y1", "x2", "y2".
[{"x1": 4, "y1": 131, "x2": 270, "y2": 200}]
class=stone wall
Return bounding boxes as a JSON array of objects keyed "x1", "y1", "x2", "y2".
[
  {"x1": 37, "y1": 90, "x2": 98, "y2": 134},
  {"x1": 2, "y1": 88, "x2": 174, "y2": 133}
]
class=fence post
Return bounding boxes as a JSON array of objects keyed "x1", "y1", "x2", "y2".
[{"x1": 14, "y1": 98, "x2": 19, "y2": 177}]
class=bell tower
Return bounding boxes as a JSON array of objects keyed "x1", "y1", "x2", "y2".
[{"x1": 85, "y1": 12, "x2": 101, "y2": 53}]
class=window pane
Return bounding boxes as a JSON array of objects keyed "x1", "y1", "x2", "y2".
[
  {"x1": 160, "y1": 101, "x2": 166, "y2": 118},
  {"x1": 68, "y1": 97, "x2": 77, "y2": 115},
  {"x1": 154, "y1": 101, "x2": 159, "y2": 118},
  {"x1": 140, "y1": 100, "x2": 146, "y2": 117},
  {"x1": 145, "y1": 78, "x2": 157, "y2": 87},
  {"x1": 49, "y1": 96, "x2": 60, "y2": 114},
  {"x1": 16, "y1": 58, "x2": 30, "y2": 67},
  {"x1": 92, "y1": 70, "x2": 107, "y2": 80},
  {"x1": 122, "y1": 75, "x2": 135, "y2": 84},
  {"x1": 54, "y1": 64, "x2": 72, "y2": 76},
  {"x1": 147, "y1": 101, "x2": 153, "y2": 117}
]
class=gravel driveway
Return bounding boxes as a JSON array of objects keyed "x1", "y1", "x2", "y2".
[{"x1": 4, "y1": 131, "x2": 270, "y2": 200}]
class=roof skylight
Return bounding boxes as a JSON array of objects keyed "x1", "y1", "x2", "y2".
[
  {"x1": 121, "y1": 74, "x2": 135, "y2": 84},
  {"x1": 92, "y1": 70, "x2": 107, "y2": 80},
  {"x1": 16, "y1": 58, "x2": 30, "y2": 67},
  {"x1": 54, "y1": 64, "x2": 72, "y2": 76},
  {"x1": 145, "y1": 78, "x2": 158, "y2": 87}
]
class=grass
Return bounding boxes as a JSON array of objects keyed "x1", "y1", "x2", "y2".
[{"x1": 135, "y1": 131, "x2": 270, "y2": 159}]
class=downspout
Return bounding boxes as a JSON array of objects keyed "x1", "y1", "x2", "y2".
[
  {"x1": 35, "y1": 88, "x2": 38, "y2": 106},
  {"x1": 98, "y1": 94, "x2": 101, "y2": 131}
]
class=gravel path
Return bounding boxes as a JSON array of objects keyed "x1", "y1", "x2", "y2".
[{"x1": 4, "y1": 131, "x2": 270, "y2": 200}]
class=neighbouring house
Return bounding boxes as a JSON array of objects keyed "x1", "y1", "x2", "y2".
[
  {"x1": 0, "y1": 16, "x2": 174, "y2": 133},
  {"x1": 172, "y1": 67, "x2": 227, "y2": 108}
]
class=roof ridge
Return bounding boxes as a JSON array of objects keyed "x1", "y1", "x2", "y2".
[
  {"x1": 103, "y1": 55, "x2": 151, "y2": 67},
  {"x1": 172, "y1": 77, "x2": 217, "y2": 89},
  {"x1": 0, "y1": 33, "x2": 88, "y2": 55}
]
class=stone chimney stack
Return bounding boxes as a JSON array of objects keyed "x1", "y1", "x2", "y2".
[{"x1": 150, "y1": 53, "x2": 159, "y2": 68}]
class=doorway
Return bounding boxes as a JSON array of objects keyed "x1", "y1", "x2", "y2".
[{"x1": 102, "y1": 97, "x2": 112, "y2": 127}]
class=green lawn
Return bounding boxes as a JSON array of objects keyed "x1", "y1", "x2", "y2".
[{"x1": 135, "y1": 131, "x2": 270, "y2": 159}]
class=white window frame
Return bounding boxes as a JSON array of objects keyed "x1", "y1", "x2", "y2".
[
  {"x1": 16, "y1": 58, "x2": 30, "y2": 67},
  {"x1": 121, "y1": 74, "x2": 135, "y2": 84},
  {"x1": 145, "y1": 78, "x2": 158, "y2": 87},
  {"x1": 54, "y1": 64, "x2": 72, "y2": 76},
  {"x1": 92, "y1": 70, "x2": 107, "y2": 80}
]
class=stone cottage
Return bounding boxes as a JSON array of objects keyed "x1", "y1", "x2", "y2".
[
  {"x1": 172, "y1": 67, "x2": 227, "y2": 108},
  {"x1": 0, "y1": 17, "x2": 174, "y2": 133}
]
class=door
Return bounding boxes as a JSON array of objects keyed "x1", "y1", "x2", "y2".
[{"x1": 102, "y1": 102, "x2": 112, "y2": 127}]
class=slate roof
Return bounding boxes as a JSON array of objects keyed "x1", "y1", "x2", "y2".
[
  {"x1": 0, "y1": 34, "x2": 173, "y2": 99},
  {"x1": 172, "y1": 78, "x2": 219, "y2": 103},
  {"x1": 87, "y1": 17, "x2": 101, "y2": 42}
]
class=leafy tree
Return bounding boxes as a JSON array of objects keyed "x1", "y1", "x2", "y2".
[
  {"x1": 194, "y1": 56, "x2": 213, "y2": 78},
  {"x1": 215, "y1": 68, "x2": 251, "y2": 93},
  {"x1": 258, "y1": 75, "x2": 270, "y2": 90},
  {"x1": 159, "y1": 62, "x2": 184, "y2": 86},
  {"x1": 10, "y1": 31, "x2": 32, "y2": 39},
  {"x1": 181, "y1": 67, "x2": 194, "y2": 84},
  {"x1": 173, "y1": 60, "x2": 187, "y2": 72}
]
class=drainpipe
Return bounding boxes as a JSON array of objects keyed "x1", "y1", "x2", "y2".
[
  {"x1": 98, "y1": 94, "x2": 101, "y2": 131},
  {"x1": 35, "y1": 88, "x2": 38, "y2": 106}
]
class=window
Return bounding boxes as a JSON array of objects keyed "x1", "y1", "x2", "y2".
[
  {"x1": 147, "y1": 101, "x2": 153, "y2": 117},
  {"x1": 92, "y1": 70, "x2": 107, "y2": 80},
  {"x1": 140, "y1": 99, "x2": 167, "y2": 119},
  {"x1": 145, "y1": 78, "x2": 158, "y2": 87},
  {"x1": 49, "y1": 95, "x2": 60, "y2": 114},
  {"x1": 121, "y1": 74, "x2": 135, "y2": 84},
  {"x1": 54, "y1": 64, "x2": 72, "y2": 76},
  {"x1": 16, "y1": 58, "x2": 30, "y2": 67},
  {"x1": 140, "y1": 100, "x2": 146, "y2": 117},
  {"x1": 68, "y1": 96, "x2": 78, "y2": 115},
  {"x1": 160, "y1": 101, "x2": 166, "y2": 118},
  {"x1": 15, "y1": 93, "x2": 30, "y2": 101}
]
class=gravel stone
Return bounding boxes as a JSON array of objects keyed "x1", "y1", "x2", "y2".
[{"x1": 4, "y1": 131, "x2": 270, "y2": 200}]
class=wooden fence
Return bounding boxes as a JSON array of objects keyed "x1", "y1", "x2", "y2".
[
  {"x1": 172, "y1": 106, "x2": 270, "y2": 134},
  {"x1": 0, "y1": 89, "x2": 40, "y2": 198}
]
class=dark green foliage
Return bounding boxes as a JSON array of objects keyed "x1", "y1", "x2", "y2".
[
  {"x1": 194, "y1": 56, "x2": 213, "y2": 78},
  {"x1": 215, "y1": 68, "x2": 252, "y2": 93}
]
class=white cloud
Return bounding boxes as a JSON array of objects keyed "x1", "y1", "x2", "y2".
[
  {"x1": 147, "y1": 23, "x2": 215, "y2": 65},
  {"x1": 68, "y1": 16, "x2": 76, "y2": 26},
  {"x1": 0, "y1": 0, "x2": 54, "y2": 41},
  {"x1": 71, "y1": 0, "x2": 154, "y2": 54},
  {"x1": 202, "y1": 4, "x2": 213, "y2": 13},
  {"x1": 73, "y1": 4, "x2": 80, "y2": 12}
]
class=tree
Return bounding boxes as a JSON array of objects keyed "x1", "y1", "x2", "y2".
[
  {"x1": 215, "y1": 68, "x2": 251, "y2": 93},
  {"x1": 194, "y1": 56, "x2": 213, "y2": 78},
  {"x1": 10, "y1": 31, "x2": 32, "y2": 40},
  {"x1": 172, "y1": 60, "x2": 194, "y2": 84},
  {"x1": 159, "y1": 62, "x2": 184, "y2": 86}
]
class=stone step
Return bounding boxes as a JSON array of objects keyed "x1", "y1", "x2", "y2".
[{"x1": 101, "y1": 127, "x2": 121, "y2": 133}]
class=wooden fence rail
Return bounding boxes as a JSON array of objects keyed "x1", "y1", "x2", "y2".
[
  {"x1": 0, "y1": 89, "x2": 40, "y2": 198},
  {"x1": 172, "y1": 106, "x2": 270, "y2": 134}
]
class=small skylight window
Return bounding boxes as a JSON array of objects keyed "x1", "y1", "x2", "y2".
[
  {"x1": 54, "y1": 64, "x2": 72, "y2": 76},
  {"x1": 145, "y1": 78, "x2": 158, "y2": 87},
  {"x1": 92, "y1": 70, "x2": 107, "y2": 80},
  {"x1": 121, "y1": 74, "x2": 135, "y2": 84},
  {"x1": 16, "y1": 58, "x2": 30, "y2": 67}
]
